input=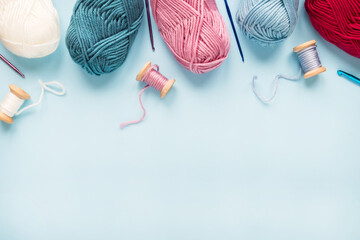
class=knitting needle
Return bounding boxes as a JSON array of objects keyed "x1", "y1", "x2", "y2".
[
  {"x1": 144, "y1": 0, "x2": 155, "y2": 51},
  {"x1": 224, "y1": 0, "x2": 244, "y2": 62},
  {"x1": 0, "y1": 54, "x2": 25, "y2": 78},
  {"x1": 338, "y1": 70, "x2": 360, "y2": 85}
]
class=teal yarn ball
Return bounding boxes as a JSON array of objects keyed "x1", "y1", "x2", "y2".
[
  {"x1": 236, "y1": 0, "x2": 299, "y2": 46},
  {"x1": 66, "y1": 0, "x2": 144, "y2": 75}
]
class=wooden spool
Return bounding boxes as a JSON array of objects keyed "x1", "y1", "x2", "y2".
[
  {"x1": 293, "y1": 40, "x2": 327, "y2": 79},
  {"x1": 0, "y1": 85, "x2": 30, "y2": 124},
  {"x1": 137, "y1": 61, "x2": 175, "y2": 98}
]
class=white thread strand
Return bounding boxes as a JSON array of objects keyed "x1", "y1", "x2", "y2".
[{"x1": 16, "y1": 80, "x2": 66, "y2": 116}]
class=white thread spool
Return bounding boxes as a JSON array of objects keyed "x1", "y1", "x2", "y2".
[
  {"x1": 0, "y1": 84, "x2": 30, "y2": 124},
  {"x1": 293, "y1": 40, "x2": 326, "y2": 79}
]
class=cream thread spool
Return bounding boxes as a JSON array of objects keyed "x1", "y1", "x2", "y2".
[
  {"x1": 136, "y1": 61, "x2": 175, "y2": 98},
  {"x1": 0, "y1": 85, "x2": 30, "y2": 124},
  {"x1": 293, "y1": 40, "x2": 327, "y2": 79}
]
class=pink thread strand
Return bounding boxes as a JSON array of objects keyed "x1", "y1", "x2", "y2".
[{"x1": 120, "y1": 85, "x2": 149, "y2": 129}]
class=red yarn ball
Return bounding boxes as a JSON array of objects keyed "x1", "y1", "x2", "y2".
[{"x1": 305, "y1": 0, "x2": 360, "y2": 58}]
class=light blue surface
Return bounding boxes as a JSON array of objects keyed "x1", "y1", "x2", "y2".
[{"x1": 1, "y1": 0, "x2": 360, "y2": 239}]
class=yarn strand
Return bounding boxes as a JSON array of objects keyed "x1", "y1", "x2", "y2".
[
  {"x1": 120, "y1": 85, "x2": 149, "y2": 129},
  {"x1": 16, "y1": 80, "x2": 66, "y2": 115},
  {"x1": 252, "y1": 68, "x2": 302, "y2": 103}
]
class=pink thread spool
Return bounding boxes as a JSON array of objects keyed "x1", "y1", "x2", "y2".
[
  {"x1": 120, "y1": 61, "x2": 175, "y2": 129},
  {"x1": 136, "y1": 61, "x2": 175, "y2": 98}
]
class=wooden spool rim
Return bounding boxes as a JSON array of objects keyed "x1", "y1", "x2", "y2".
[
  {"x1": 9, "y1": 84, "x2": 30, "y2": 100},
  {"x1": 304, "y1": 67, "x2": 327, "y2": 79},
  {"x1": 161, "y1": 79, "x2": 175, "y2": 98},
  {"x1": 293, "y1": 40, "x2": 316, "y2": 53},
  {"x1": 0, "y1": 112, "x2": 14, "y2": 124},
  {"x1": 136, "y1": 61, "x2": 152, "y2": 81}
]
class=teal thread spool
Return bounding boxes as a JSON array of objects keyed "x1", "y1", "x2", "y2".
[{"x1": 66, "y1": 0, "x2": 144, "y2": 76}]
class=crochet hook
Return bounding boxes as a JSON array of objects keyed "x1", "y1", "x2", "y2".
[
  {"x1": 338, "y1": 70, "x2": 360, "y2": 85},
  {"x1": 224, "y1": 0, "x2": 244, "y2": 62},
  {"x1": 0, "y1": 54, "x2": 25, "y2": 78},
  {"x1": 145, "y1": 0, "x2": 155, "y2": 51}
]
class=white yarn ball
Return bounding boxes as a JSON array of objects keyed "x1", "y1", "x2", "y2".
[{"x1": 0, "y1": 0, "x2": 61, "y2": 58}]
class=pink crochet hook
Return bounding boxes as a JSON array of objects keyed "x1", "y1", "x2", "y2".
[
  {"x1": 0, "y1": 54, "x2": 25, "y2": 78},
  {"x1": 145, "y1": 0, "x2": 155, "y2": 51}
]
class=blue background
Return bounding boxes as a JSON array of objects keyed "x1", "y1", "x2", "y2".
[{"x1": 1, "y1": 0, "x2": 360, "y2": 239}]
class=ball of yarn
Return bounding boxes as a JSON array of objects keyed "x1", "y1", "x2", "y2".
[
  {"x1": 236, "y1": 0, "x2": 299, "y2": 46},
  {"x1": 66, "y1": 0, "x2": 144, "y2": 76},
  {"x1": 150, "y1": 0, "x2": 230, "y2": 74},
  {"x1": 0, "y1": 0, "x2": 61, "y2": 58},
  {"x1": 305, "y1": 0, "x2": 360, "y2": 58}
]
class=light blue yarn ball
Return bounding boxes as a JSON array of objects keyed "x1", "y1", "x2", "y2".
[
  {"x1": 66, "y1": 0, "x2": 144, "y2": 76},
  {"x1": 236, "y1": 0, "x2": 299, "y2": 46}
]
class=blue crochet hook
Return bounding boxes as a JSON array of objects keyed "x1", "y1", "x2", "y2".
[
  {"x1": 338, "y1": 70, "x2": 360, "y2": 85},
  {"x1": 224, "y1": 0, "x2": 244, "y2": 62}
]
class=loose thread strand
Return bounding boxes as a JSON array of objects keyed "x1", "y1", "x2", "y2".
[
  {"x1": 252, "y1": 68, "x2": 302, "y2": 103},
  {"x1": 16, "y1": 80, "x2": 66, "y2": 116},
  {"x1": 120, "y1": 85, "x2": 149, "y2": 129}
]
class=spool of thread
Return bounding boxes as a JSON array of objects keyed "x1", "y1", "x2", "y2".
[
  {"x1": 305, "y1": 0, "x2": 360, "y2": 58},
  {"x1": 150, "y1": 0, "x2": 230, "y2": 74},
  {"x1": 136, "y1": 62, "x2": 175, "y2": 98},
  {"x1": 66, "y1": 0, "x2": 144, "y2": 75},
  {"x1": 0, "y1": 85, "x2": 30, "y2": 124},
  {"x1": 252, "y1": 40, "x2": 326, "y2": 103},
  {"x1": 0, "y1": 80, "x2": 66, "y2": 124},
  {"x1": 0, "y1": 0, "x2": 61, "y2": 58},
  {"x1": 293, "y1": 40, "x2": 326, "y2": 79},
  {"x1": 120, "y1": 61, "x2": 175, "y2": 129},
  {"x1": 236, "y1": 0, "x2": 299, "y2": 46}
]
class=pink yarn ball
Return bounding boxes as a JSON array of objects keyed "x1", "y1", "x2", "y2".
[{"x1": 151, "y1": 0, "x2": 230, "y2": 74}]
